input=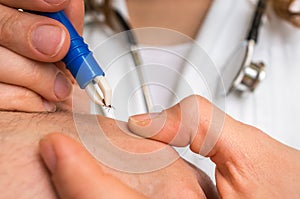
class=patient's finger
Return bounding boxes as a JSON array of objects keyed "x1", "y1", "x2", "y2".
[
  {"x1": 0, "y1": 83, "x2": 56, "y2": 112},
  {"x1": 0, "y1": 47, "x2": 73, "y2": 102},
  {"x1": 39, "y1": 133, "x2": 148, "y2": 199}
]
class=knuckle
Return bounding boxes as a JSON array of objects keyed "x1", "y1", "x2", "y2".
[
  {"x1": 17, "y1": 87, "x2": 37, "y2": 100},
  {"x1": 14, "y1": 90, "x2": 42, "y2": 112},
  {"x1": 0, "y1": 84, "x2": 37, "y2": 111},
  {"x1": 23, "y1": 89, "x2": 35, "y2": 98},
  {"x1": 24, "y1": 62, "x2": 47, "y2": 86},
  {"x1": 0, "y1": 11, "x2": 20, "y2": 46}
]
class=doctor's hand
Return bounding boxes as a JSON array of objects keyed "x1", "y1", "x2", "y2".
[
  {"x1": 0, "y1": 0, "x2": 84, "y2": 112},
  {"x1": 39, "y1": 133, "x2": 148, "y2": 199},
  {"x1": 38, "y1": 132, "x2": 217, "y2": 199},
  {"x1": 128, "y1": 95, "x2": 300, "y2": 198}
]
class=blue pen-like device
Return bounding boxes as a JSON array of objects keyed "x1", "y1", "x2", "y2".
[{"x1": 39, "y1": 11, "x2": 111, "y2": 106}]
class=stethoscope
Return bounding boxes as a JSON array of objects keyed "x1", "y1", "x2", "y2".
[
  {"x1": 113, "y1": 9, "x2": 154, "y2": 111},
  {"x1": 112, "y1": 0, "x2": 267, "y2": 98},
  {"x1": 85, "y1": 0, "x2": 267, "y2": 111},
  {"x1": 222, "y1": 0, "x2": 267, "y2": 94}
]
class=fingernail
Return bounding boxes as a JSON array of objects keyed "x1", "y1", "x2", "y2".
[
  {"x1": 54, "y1": 73, "x2": 73, "y2": 100},
  {"x1": 129, "y1": 112, "x2": 162, "y2": 127},
  {"x1": 43, "y1": 99, "x2": 57, "y2": 112},
  {"x1": 44, "y1": 0, "x2": 66, "y2": 5},
  {"x1": 40, "y1": 138, "x2": 57, "y2": 173},
  {"x1": 31, "y1": 25, "x2": 66, "y2": 57},
  {"x1": 128, "y1": 112, "x2": 166, "y2": 137},
  {"x1": 289, "y1": 0, "x2": 300, "y2": 13}
]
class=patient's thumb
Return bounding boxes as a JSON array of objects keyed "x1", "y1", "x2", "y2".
[{"x1": 39, "y1": 133, "x2": 147, "y2": 199}]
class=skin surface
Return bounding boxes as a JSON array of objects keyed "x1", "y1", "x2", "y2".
[
  {"x1": 126, "y1": 0, "x2": 212, "y2": 45},
  {"x1": 0, "y1": 0, "x2": 299, "y2": 198},
  {"x1": 0, "y1": 110, "x2": 218, "y2": 199}
]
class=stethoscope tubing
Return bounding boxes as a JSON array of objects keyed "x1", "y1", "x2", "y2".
[{"x1": 247, "y1": 0, "x2": 267, "y2": 43}]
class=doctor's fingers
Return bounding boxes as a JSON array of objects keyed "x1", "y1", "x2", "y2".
[
  {"x1": 0, "y1": 0, "x2": 84, "y2": 63},
  {"x1": 128, "y1": 95, "x2": 228, "y2": 156},
  {"x1": 0, "y1": 0, "x2": 69, "y2": 12},
  {"x1": 39, "y1": 133, "x2": 148, "y2": 199},
  {"x1": 0, "y1": 83, "x2": 56, "y2": 112},
  {"x1": 128, "y1": 94, "x2": 267, "y2": 164},
  {"x1": 128, "y1": 97, "x2": 300, "y2": 197},
  {"x1": 0, "y1": 46, "x2": 73, "y2": 104}
]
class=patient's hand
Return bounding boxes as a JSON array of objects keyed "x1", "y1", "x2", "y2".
[{"x1": 0, "y1": 111, "x2": 217, "y2": 199}]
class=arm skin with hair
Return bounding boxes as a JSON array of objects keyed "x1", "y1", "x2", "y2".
[{"x1": 0, "y1": 111, "x2": 218, "y2": 199}]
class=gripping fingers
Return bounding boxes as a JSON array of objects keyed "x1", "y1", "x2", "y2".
[
  {"x1": 0, "y1": 0, "x2": 85, "y2": 62},
  {"x1": 0, "y1": 83, "x2": 56, "y2": 112},
  {"x1": 0, "y1": 4, "x2": 70, "y2": 62},
  {"x1": 0, "y1": 46, "x2": 73, "y2": 103}
]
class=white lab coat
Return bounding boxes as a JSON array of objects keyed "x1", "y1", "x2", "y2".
[{"x1": 83, "y1": 0, "x2": 300, "y2": 180}]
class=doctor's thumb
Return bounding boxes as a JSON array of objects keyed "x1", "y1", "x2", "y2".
[
  {"x1": 128, "y1": 97, "x2": 300, "y2": 198},
  {"x1": 128, "y1": 95, "x2": 226, "y2": 157},
  {"x1": 128, "y1": 95, "x2": 277, "y2": 165},
  {"x1": 39, "y1": 133, "x2": 147, "y2": 199}
]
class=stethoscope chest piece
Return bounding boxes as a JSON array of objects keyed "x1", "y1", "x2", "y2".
[
  {"x1": 235, "y1": 60, "x2": 265, "y2": 92},
  {"x1": 231, "y1": 40, "x2": 266, "y2": 93},
  {"x1": 223, "y1": 0, "x2": 267, "y2": 95}
]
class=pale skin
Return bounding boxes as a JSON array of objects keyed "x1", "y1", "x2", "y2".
[{"x1": 1, "y1": 0, "x2": 300, "y2": 198}]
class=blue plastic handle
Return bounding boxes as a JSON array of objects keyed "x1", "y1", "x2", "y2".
[{"x1": 40, "y1": 11, "x2": 105, "y2": 89}]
